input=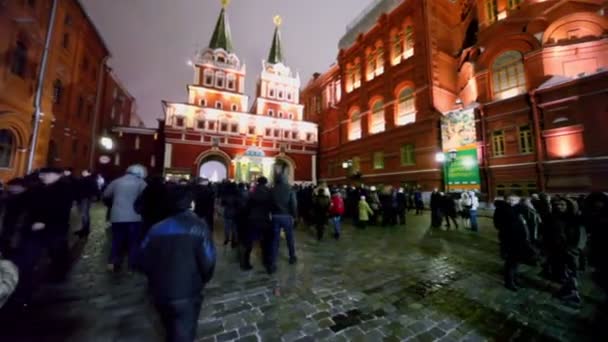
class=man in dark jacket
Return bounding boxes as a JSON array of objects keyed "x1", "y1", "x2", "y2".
[
  {"x1": 74, "y1": 169, "x2": 99, "y2": 238},
  {"x1": 243, "y1": 177, "x2": 273, "y2": 271},
  {"x1": 194, "y1": 178, "x2": 215, "y2": 231},
  {"x1": 312, "y1": 187, "x2": 330, "y2": 241},
  {"x1": 138, "y1": 185, "x2": 216, "y2": 342},
  {"x1": 0, "y1": 178, "x2": 28, "y2": 256},
  {"x1": 494, "y1": 196, "x2": 533, "y2": 291},
  {"x1": 430, "y1": 189, "x2": 442, "y2": 228},
  {"x1": 270, "y1": 173, "x2": 298, "y2": 271},
  {"x1": 12, "y1": 167, "x2": 74, "y2": 306}
]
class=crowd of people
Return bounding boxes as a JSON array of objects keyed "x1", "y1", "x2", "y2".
[
  {"x1": 492, "y1": 192, "x2": 608, "y2": 305},
  {"x1": 0, "y1": 164, "x2": 607, "y2": 341}
]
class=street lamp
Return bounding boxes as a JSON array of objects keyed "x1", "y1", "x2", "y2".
[
  {"x1": 100, "y1": 136, "x2": 114, "y2": 150},
  {"x1": 436, "y1": 150, "x2": 458, "y2": 193}
]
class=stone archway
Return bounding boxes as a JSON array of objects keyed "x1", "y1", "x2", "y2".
[
  {"x1": 0, "y1": 110, "x2": 31, "y2": 181},
  {"x1": 194, "y1": 149, "x2": 232, "y2": 182},
  {"x1": 274, "y1": 155, "x2": 296, "y2": 184}
]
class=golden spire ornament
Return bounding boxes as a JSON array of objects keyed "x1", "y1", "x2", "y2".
[
  {"x1": 221, "y1": 0, "x2": 230, "y2": 8},
  {"x1": 273, "y1": 15, "x2": 282, "y2": 27}
]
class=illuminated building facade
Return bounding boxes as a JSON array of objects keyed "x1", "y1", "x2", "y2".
[
  {"x1": 162, "y1": 3, "x2": 318, "y2": 183},
  {"x1": 303, "y1": 0, "x2": 608, "y2": 198}
]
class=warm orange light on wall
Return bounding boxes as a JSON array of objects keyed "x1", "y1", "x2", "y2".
[{"x1": 544, "y1": 125, "x2": 585, "y2": 159}]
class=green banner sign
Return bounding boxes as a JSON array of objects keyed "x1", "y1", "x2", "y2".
[{"x1": 446, "y1": 148, "x2": 480, "y2": 188}]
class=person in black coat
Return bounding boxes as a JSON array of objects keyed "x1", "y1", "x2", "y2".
[
  {"x1": 139, "y1": 176, "x2": 170, "y2": 238},
  {"x1": 441, "y1": 193, "x2": 459, "y2": 230},
  {"x1": 11, "y1": 167, "x2": 75, "y2": 306},
  {"x1": 0, "y1": 178, "x2": 28, "y2": 257},
  {"x1": 241, "y1": 177, "x2": 272, "y2": 271},
  {"x1": 430, "y1": 189, "x2": 442, "y2": 228},
  {"x1": 137, "y1": 185, "x2": 216, "y2": 342},
  {"x1": 194, "y1": 179, "x2": 215, "y2": 231},
  {"x1": 396, "y1": 188, "x2": 407, "y2": 226},
  {"x1": 74, "y1": 170, "x2": 99, "y2": 238},
  {"x1": 494, "y1": 196, "x2": 533, "y2": 291},
  {"x1": 221, "y1": 182, "x2": 240, "y2": 247}
]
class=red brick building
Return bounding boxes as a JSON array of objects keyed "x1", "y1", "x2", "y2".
[
  {"x1": 302, "y1": 0, "x2": 608, "y2": 199},
  {"x1": 0, "y1": 0, "x2": 110, "y2": 182},
  {"x1": 162, "y1": 5, "x2": 318, "y2": 183}
]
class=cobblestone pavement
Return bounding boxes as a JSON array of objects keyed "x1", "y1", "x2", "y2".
[{"x1": 0, "y1": 205, "x2": 606, "y2": 342}]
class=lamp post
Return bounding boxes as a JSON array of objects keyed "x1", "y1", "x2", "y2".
[{"x1": 435, "y1": 150, "x2": 458, "y2": 193}]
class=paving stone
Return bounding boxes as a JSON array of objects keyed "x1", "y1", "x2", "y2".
[
  {"x1": 216, "y1": 330, "x2": 238, "y2": 342},
  {"x1": 294, "y1": 336, "x2": 314, "y2": 342},
  {"x1": 236, "y1": 335, "x2": 259, "y2": 342},
  {"x1": 239, "y1": 325, "x2": 257, "y2": 336},
  {"x1": 198, "y1": 320, "x2": 224, "y2": 338}
]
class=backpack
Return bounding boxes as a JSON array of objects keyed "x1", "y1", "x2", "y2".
[{"x1": 330, "y1": 196, "x2": 345, "y2": 216}]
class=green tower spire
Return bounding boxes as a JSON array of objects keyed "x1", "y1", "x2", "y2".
[
  {"x1": 209, "y1": 4, "x2": 233, "y2": 52},
  {"x1": 267, "y1": 15, "x2": 283, "y2": 64}
]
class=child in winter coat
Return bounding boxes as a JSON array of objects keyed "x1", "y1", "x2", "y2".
[{"x1": 358, "y1": 196, "x2": 374, "y2": 229}]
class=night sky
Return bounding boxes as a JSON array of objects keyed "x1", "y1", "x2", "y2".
[{"x1": 80, "y1": 0, "x2": 372, "y2": 127}]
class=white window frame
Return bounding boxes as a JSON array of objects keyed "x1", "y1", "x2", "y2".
[
  {"x1": 396, "y1": 88, "x2": 416, "y2": 126},
  {"x1": 370, "y1": 102, "x2": 386, "y2": 134},
  {"x1": 204, "y1": 69, "x2": 214, "y2": 86},
  {"x1": 227, "y1": 74, "x2": 236, "y2": 90},
  {"x1": 215, "y1": 71, "x2": 225, "y2": 88},
  {"x1": 349, "y1": 112, "x2": 362, "y2": 141}
]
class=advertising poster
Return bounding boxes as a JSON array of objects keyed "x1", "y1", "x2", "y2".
[{"x1": 440, "y1": 108, "x2": 481, "y2": 191}]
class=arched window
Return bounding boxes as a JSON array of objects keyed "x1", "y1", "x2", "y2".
[
  {"x1": 52, "y1": 79, "x2": 63, "y2": 104},
  {"x1": 396, "y1": 88, "x2": 416, "y2": 126},
  {"x1": 349, "y1": 110, "x2": 362, "y2": 141},
  {"x1": 227, "y1": 74, "x2": 236, "y2": 90},
  {"x1": 370, "y1": 100, "x2": 385, "y2": 134},
  {"x1": 203, "y1": 69, "x2": 214, "y2": 86},
  {"x1": 366, "y1": 48, "x2": 376, "y2": 81},
  {"x1": 11, "y1": 41, "x2": 27, "y2": 77},
  {"x1": 215, "y1": 101, "x2": 223, "y2": 110},
  {"x1": 391, "y1": 29, "x2": 404, "y2": 65},
  {"x1": 376, "y1": 43, "x2": 384, "y2": 75},
  {"x1": 404, "y1": 26, "x2": 414, "y2": 58},
  {"x1": 492, "y1": 51, "x2": 526, "y2": 100},
  {"x1": 200, "y1": 98, "x2": 207, "y2": 107},
  {"x1": 215, "y1": 71, "x2": 225, "y2": 88},
  {"x1": 0, "y1": 130, "x2": 15, "y2": 168}
]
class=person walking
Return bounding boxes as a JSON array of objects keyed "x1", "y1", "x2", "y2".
[
  {"x1": 194, "y1": 178, "x2": 215, "y2": 232},
  {"x1": 494, "y1": 195, "x2": 533, "y2": 291},
  {"x1": 137, "y1": 185, "x2": 216, "y2": 342},
  {"x1": 329, "y1": 190, "x2": 345, "y2": 240},
  {"x1": 245, "y1": 177, "x2": 273, "y2": 272},
  {"x1": 312, "y1": 186, "x2": 331, "y2": 241},
  {"x1": 220, "y1": 182, "x2": 239, "y2": 248},
  {"x1": 459, "y1": 192, "x2": 472, "y2": 230},
  {"x1": 441, "y1": 193, "x2": 459, "y2": 230},
  {"x1": 270, "y1": 173, "x2": 298, "y2": 268},
  {"x1": 430, "y1": 189, "x2": 442, "y2": 227},
  {"x1": 74, "y1": 169, "x2": 99, "y2": 238},
  {"x1": 103, "y1": 164, "x2": 148, "y2": 272},
  {"x1": 139, "y1": 176, "x2": 171, "y2": 239},
  {"x1": 0, "y1": 178, "x2": 28, "y2": 257},
  {"x1": 469, "y1": 191, "x2": 480, "y2": 232},
  {"x1": 11, "y1": 167, "x2": 74, "y2": 306},
  {"x1": 358, "y1": 196, "x2": 374, "y2": 230},
  {"x1": 396, "y1": 187, "x2": 407, "y2": 226},
  {"x1": 414, "y1": 186, "x2": 424, "y2": 215}
]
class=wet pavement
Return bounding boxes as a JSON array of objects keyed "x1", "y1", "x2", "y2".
[{"x1": 0, "y1": 206, "x2": 606, "y2": 341}]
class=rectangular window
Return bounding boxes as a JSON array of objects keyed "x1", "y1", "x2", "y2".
[
  {"x1": 486, "y1": 0, "x2": 497, "y2": 23},
  {"x1": 284, "y1": 131, "x2": 290, "y2": 139},
  {"x1": 175, "y1": 117, "x2": 184, "y2": 127},
  {"x1": 208, "y1": 122, "x2": 216, "y2": 131},
  {"x1": 519, "y1": 125, "x2": 534, "y2": 154},
  {"x1": 220, "y1": 122, "x2": 228, "y2": 132},
  {"x1": 373, "y1": 152, "x2": 384, "y2": 170},
  {"x1": 230, "y1": 123, "x2": 238, "y2": 133},
  {"x1": 248, "y1": 126, "x2": 256, "y2": 135},
  {"x1": 197, "y1": 120, "x2": 205, "y2": 130},
  {"x1": 400, "y1": 144, "x2": 415, "y2": 165},
  {"x1": 274, "y1": 129, "x2": 280, "y2": 138},
  {"x1": 492, "y1": 130, "x2": 505, "y2": 156},
  {"x1": 265, "y1": 128, "x2": 272, "y2": 136},
  {"x1": 352, "y1": 157, "x2": 361, "y2": 173},
  {"x1": 11, "y1": 41, "x2": 27, "y2": 77}
]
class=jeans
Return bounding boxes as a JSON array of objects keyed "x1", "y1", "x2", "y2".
[
  {"x1": 12, "y1": 232, "x2": 69, "y2": 303},
  {"x1": 79, "y1": 199, "x2": 92, "y2": 233},
  {"x1": 331, "y1": 216, "x2": 341, "y2": 236},
  {"x1": 469, "y1": 210, "x2": 478, "y2": 232},
  {"x1": 109, "y1": 222, "x2": 141, "y2": 269},
  {"x1": 223, "y1": 216, "x2": 237, "y2": 242},
  {"x1": 155, "y1": 296, "x2": 202, "y2": 342},
  {"x1": 270, "y1": 215, "x2": 296, "y2": 266}
]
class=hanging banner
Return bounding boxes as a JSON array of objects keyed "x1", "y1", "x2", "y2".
[{"x1": 440, "y1": 108, "x2": 481, "y2": 191}]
